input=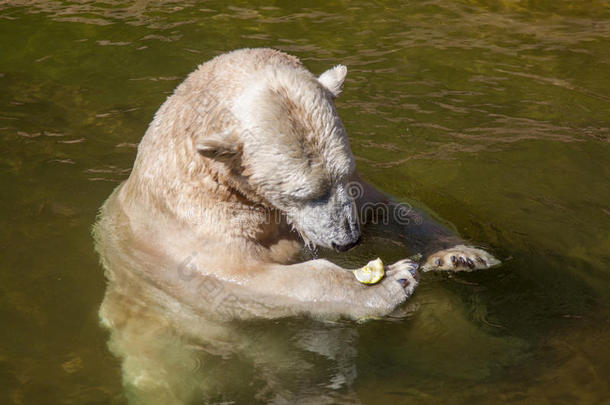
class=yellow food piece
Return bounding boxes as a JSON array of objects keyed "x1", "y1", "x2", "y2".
[{"x1": 353, "y1": 258, "x2": 385, "y2": 284}]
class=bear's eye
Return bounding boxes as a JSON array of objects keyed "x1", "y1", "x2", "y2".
[
  {"x1": 287, "y1": 184, "x2": 331, "y2": 204},
  {"x1": 308, "y1": 189, "x2": 331, "y2": 205}
]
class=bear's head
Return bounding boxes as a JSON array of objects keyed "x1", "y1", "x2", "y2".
[{"x1": 195, "y1": 58, "x2": 360, "y2": 252}]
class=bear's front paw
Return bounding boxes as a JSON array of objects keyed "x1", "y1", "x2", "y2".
[
  {"x1": 422, "y1": 245, "x2": 500, "y2": 272},
  {"x1": 362, "y1": 259, "x2": 419, "y2": 311},
  {"x1": 385, "y1": 258, "x2": 419, "y2": 296}
]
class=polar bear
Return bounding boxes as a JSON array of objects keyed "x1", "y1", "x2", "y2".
[{"x1": 95, "y1": 48, "x2": 499, "y2": 322}]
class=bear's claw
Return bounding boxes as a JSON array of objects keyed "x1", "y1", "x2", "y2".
[{"x1": 422, "y1": 245, "x2": 500, "y2": 272}]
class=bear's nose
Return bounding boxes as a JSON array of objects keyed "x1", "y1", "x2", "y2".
[{"x1": 331, "y1": 237, "x2": 361, "y2": 252}]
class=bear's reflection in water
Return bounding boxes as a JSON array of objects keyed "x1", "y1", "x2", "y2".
[{"x1": 97, "y1": 231, "x2": 362, "y2": 404}]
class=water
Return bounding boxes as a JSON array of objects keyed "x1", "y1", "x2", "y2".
[{"x1": 1, "y1": 1, "x2": 609, "y2": 403}]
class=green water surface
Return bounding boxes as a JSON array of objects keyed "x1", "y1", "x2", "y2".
[{"x1": 1, "y1": 1, "x2": 609, "y2": 404}]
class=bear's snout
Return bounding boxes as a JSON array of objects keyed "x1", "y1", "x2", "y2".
[{"x1": 331, "y1": 236, "x2": 361, "y2": 252}]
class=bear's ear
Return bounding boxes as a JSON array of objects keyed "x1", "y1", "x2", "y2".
[
  {"x1": 318, "y1": 65, "x2": 347, "y2": 97},
  {"x1": 195, "y1": 131, "x2": 240, "y2": 161}
]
